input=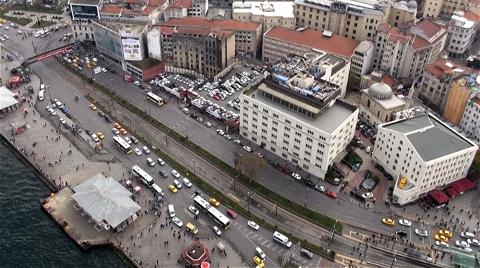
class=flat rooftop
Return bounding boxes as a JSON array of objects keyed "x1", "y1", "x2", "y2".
[
  {"x1": 96, "y1": 20, "x2": 146, "y2": 33},
  {"x1": 383, "y1": 113, "x2": 477, "y2": 162},
  {"x1": 232, "y1": 1, "x2": 295, "y2": 18},
  {"x1": 69, "y1": 0, "x2": 101, "y2": 5},
  {"x1": 127, "y1": 57, "x2": 162, "y2": 70},
  {"x1": 245, "y1": 82, "x2": 355, "y2": 133}
]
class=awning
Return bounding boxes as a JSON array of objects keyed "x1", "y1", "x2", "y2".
[
  {"x1": 449, "y1": 178, "x2": 475, "y2": 194},
  {"x1": 428, "y1": 190, "x2": 449, "y2": 205},
  {"x1": 445, "y1": 187, "x2": 459, "y2": 198}
]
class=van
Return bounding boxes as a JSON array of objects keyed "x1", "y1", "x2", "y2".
[
  {"x1": 186, "y1": 223, "x2": 198, "y2": 235},
  {"x1": 168, "y1": 204, "x2": 175, "y2": 218},
  {"x1": 38, "y1": 89, "x2": 45, "y2": 101},
  {"x1": 151, "y1": 183, "x2": 164, "y2": 197},
  {"x1": 273, "y1": 231, "x2": 292, "y2": 248}
]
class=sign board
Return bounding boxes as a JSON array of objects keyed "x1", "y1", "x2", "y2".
[{"x1": 121, "y1": 36, "x2": 142, "y2": 61}]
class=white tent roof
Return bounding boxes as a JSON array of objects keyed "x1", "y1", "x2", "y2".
[{"x1": 0, "y1": 86, "x2": 18, "y2": 110}]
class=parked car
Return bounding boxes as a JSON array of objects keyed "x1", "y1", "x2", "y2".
[
  {"x1": 183, "y1": 178, "x2": 192, "y2": 188},
  {"x1": 188, "y1": 205, "x2": 199, "y2": 216},
  {"x1": 248, "y1": 220, "x2": 260, "y2": 230},
  {"x1": 315, "y1": 185, "x2": 326, "y2": 192},
  {"x1": 171, "y1": 169, "x2": 180, "y2": 178},
  {"x1": 157, "y1": 158, "x2": 165, "y2": 166},
  {"x1": 291, "y1": 173, "x2": 302, "y2": 181},
  {"x1": 212, "y1": 226, "x2": 222, "y2": 236}
]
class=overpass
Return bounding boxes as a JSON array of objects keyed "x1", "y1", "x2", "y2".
[{"x1": 23, "y1": 43, "x2": 74, "y2": 66}]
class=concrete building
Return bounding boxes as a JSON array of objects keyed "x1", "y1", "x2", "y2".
[
  {"x1": 68, "y1": 0, "x2": 102, "y2": 41},
  {"x1": 293, "y1": 0, "x2": 390, "y2": 41},
  {"x1": 158, "y1": 17, "x2": 262, "y2": 57},
  {"x1": 359, "y1": 70, "x2": 395, "y2": 90},
  {"x1": 443, "y1": 74, "x2": 480, "y2": 126},
  {"x1": 388, "y1": 1, "x2": 417, "y2": 28},
  {"x1": 240, "y1": 59, "x2": 358, "y2": 179},
  {"x1": 422, "y1": 0, "x2": 469, "y2": 18},
  {"x1": 409, "y1": 20, "x2": 448, "y2": 62},
  {"x1": 460, "y1": 96, "x2": 480, "y2": 144},
  {"x1": 417, "y1": 60, "x2": 470, "y2": 112},
  {"x1": 447, "y1": 11, "x2": 476, "y2": 58},
  {"x1": 373, "y1": 23, "x2": 432, "y2": 80},
  {"x1": 373, "y1": 113, "x2": 478, "y2": 205},
  {"x1": 350, "y1": 40, "x2": 374, "y2": 84},
  {"x1": 359, "y1": 82, "x2": 407, "y2": 127},
  {"x1": 164, "y1": 0, "x2": 193, "y2": 21},
  {"x1": 99, "y1": 1, "x2": 166, "y2": 24},
  {"x1": 71, "y1": 20, "x2": 96, "y2": 41},
  {"x1": 232, "y1": 1, "x2": 295, "y2": 33},
  {"x1": 189, "y1": 0, "x2": 208, "y2": 17}
]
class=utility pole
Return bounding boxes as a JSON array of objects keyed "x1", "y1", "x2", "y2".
[
  {"x1": 390, "y1": 250, "x2": 397, "y2": 268},
  {"x1": 331, "y1": 219, "x2": 338, "y2": 241}
]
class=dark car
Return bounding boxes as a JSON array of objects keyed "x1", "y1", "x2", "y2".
[
  {"x1": 303, "y1": 180, "x2": 315, "y2": 187},
  {"x1": 104, "y1": 114, "x2": 112, "y2": 123},
  {"x1": 396, "y1": 230, "x2": 408, "y2": 238},
  {"x1": 98, "y1": 111, "x2": 105, "y2": 117},
  {"x1": 130, "y1": 136, "x2": 139, "y2": 144},
  {"x1": 85, "y1": 129, "x2": 93, "y2": 135},
  {"x1": 159, "y1": 170, "x2": 168, "y2": 178}
]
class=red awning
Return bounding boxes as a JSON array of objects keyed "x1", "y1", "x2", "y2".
[
  {"x1": 428, "y1": 190, "x2": 449, "y2": 205},
  {"x1": 450, "y1": 178, "x2": 475, "y2": 194},
  {"x1": 445, "y1": 187, "x2": 458, "y2": 198}
]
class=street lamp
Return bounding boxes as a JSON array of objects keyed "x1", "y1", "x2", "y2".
[
  {"x1": 331, "y1": 219, "x2": 338, "y2": 241},
  {"x1": 390, "y1": 250, "x2": 397, "y2": 268}
]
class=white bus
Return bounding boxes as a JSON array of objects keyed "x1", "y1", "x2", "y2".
[
  {"x1": 113, "y1": 136, "x2": 132, "y2": 154},
  {"x1": 273, "y1": 231, "x2": 292, "y2": 248},
  {"x1": 146, "y1": 92, "x2": 164, "y2": 106},
  {"x1": 193, "y1": 194, "x2": 231, "y2": 229},
  {"x1": 132, "y1": 165, "x2": 154, "y2": 187}
]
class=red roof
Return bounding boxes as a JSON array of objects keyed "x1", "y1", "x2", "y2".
[
  {"x1": 382, "y1": 74, "x2": 395, "y2": 87},
  {"x1": 413, "y1": 20, "x2": 443, "y2": 39},
  {"x1": 428, "y1": 190, "x2": 449, "y2": 205},
  {"x1": 464, "y1": 11, "x2": 480, "y2": 22},
  {"x1": 159, "y1": 17, "x2": 261, "y2": 32},
  {"x1": 412, "y1": 36, "x2": 431, "y2": 49},
  {"x1": 142, "y1": 5, "x2": 156, "y2": 15},
  {"x1": 125, "y1": 0, "x2": 142, "y2": 4},
  {"x1": 101, "y1": 4, "x2": 123, "y2": 14},
  {"x1": 168, "y1": 0, "x2": 192, "y2": 9},
  {"x1": 264, "y1": 27, "x2": 359, "y2": 58},
  {"x1": 425, "y1": 60, "x2": 469, "y2": 79},
  {"x1": 378, "y1": 23, "x2": 431, "y2": 50},
  {"x1": 148, "y1": 0, "x2": 167, "y2": 6}
]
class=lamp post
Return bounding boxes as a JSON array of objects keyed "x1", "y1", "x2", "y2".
[
  {"x1": 390, "y1": 250, "x2": 397, "y2": 268},
  {"x1": 331, "y1": 219, "x2": 338, "y2": 241}
]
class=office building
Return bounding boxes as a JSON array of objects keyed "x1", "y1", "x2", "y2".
[
  {"x1": 373, "y1": 113, "x2": 477, "y2": 205},
  {"x1": 232, "y1": 1, "x2": 295, "y2": 33},
  {"x1": 459, "y1": 96, "x2": 480, "y2": 144},
  {"x1": 446, "y1": 11, "x2": 476, "y2": 58},
  {"x1": 240, "y1": 58, "x2": 358, "y2": 179}
]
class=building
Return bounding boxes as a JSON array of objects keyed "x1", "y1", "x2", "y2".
[
  {"x1": 71, "y1": 20, "x2": 96, "y2": 41},
  {"x1": 460, "y1": 97, "x2": 480, "y2": 143},
  {"x1": 422, "y1": 0, "x2": 469, "y2": 18},
  {"x1": 359, "y1": 70, "x2": 395, "y2": 90},
  {"x1": 373, "y1": 23, "x2": 432, "y2": 80},
  {"x1": 189, "y1": 0, "x2": 208, "y2": 17},
  {"x1": 388, "y1": 1, "x2": 417, "y2": 28},
  {"x1": 240, "y1": 58, "x2": 358, "y2": 179},
  {"x1": 232, "y1": 1, "x2": 295, "y2": 33},
  {"x1": 359, "y1": 82, "x2": 407, "y2": 127},
  {"x1": 409, "y1": 20, "x2": 448, "y2": 62},
  {"x1": 0, "y1": 86, "x2": 18, "y2": 113},
  {"x1": 417, "y1": 60, "x2": 470, "y2": 112},
  {"x1": 69, "y1": 0, "x2": 103, "y2": 21},
  {"x1": 164, "y1": 0, "x2": 193, "y2": 21},
  {"x1": 293, "y1": 0, "x2": 391, "y2": 42},
  {"x1": 443, "y1": 74, "x2": 480, "y2": 126},
  {"x1": 71, "y1": 174, "x2": 141, "y2": 232},
  {"x1": 157, "y1": 17, "x2": 262, "y2": 57},
  {"x1": 350, "y1": 40, "x2": 374, "y2": 84},
  {"x1": 92, "y1": 20, "x2": 125, "y2": 63},
  {"x1": 446, "y1": 11, "x2": 476, "y2": 58},
  {"x1": 99, "y1": 0, "x2": 166, "y2": 25},
  {"x1": 373, "y1": 113, "x2": 478, "y2": 205}
]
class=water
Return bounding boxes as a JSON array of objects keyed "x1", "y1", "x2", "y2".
[{"x1": 0, "y1": 142, "x2": 128, "y2": 268}]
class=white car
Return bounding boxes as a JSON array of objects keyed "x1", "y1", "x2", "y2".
[
  {"x1": 233, "y1": 139, "x2": 241, "y2": 145},
  {"x1": 224, "y1": 134, "x2": 232, "y2": 140},
  {"x1": 188, "y1": 205, "x2": 199, "y2": 216},
  {"x1": 48, "y1": 108, "x2": 57, "y2": 116},
  {"x1": 124, "y1": 136, "x2": 132, "y2": 144},
  {"x1": 415, "y1": 229, "x2": 428, "y2": 237},
  {"x1": 171, "y1": 169, "x2": 180, "y2": 178},
  {"x1": 362, "y1": 192, "x2": 374, "y2": 199},
  {"x1": 112, "y1": 128, "x2": 120, "y2": 135},
  {"x1": 216, "y1": 129, "x2": 225, "y2": 135},
  {"x1": 173, "y1": 179, "x2": 182, "y2": 189},
  {"x1": 468, "y1": 238, "x2": 480, "y2": 246},
  {"x1": 315, "y1": 185, "x2": 326, "y2": 192},
  {"x1": 243, "y1": 146, "x2": 252, "y2": 152},
  {"x1": 134, "y1": 148, "x2": 142, "y2": 155},
  {"x1": 133, "y1": 81, "x2": 140, "y2": 86},
  {"x1": 101, "y1": 67, "x2": 107, "y2": 73},
  {"x1": 456, "y1": 240, "x2": 470, "y2": 248},
  {"x1": 212, "y1": 226, "x2": 222, "y2": 236},
  {"x1": 147, "y1": 158, "x2": 155, "y2": 167},
  {"x1": 291, "y1": 173, "x2": 302, "y2": 181},
  {"x1": 172, "y1": 217, "x2": 183, "y2": 227},
  {"x1": 435, "y1": 241, "x2": 449, "y2": 248},
  {"x1": 255, "y1": 247, "x2": 266, "y2": 260},
  {"x1": 183, "y1": 178, "x2": 192, "y2": 188},
  {"x1": 461, "y1": 247, "x2": 473, "y2": 253},
  {"x1": 59, "y1": 117, "x2": 66, "y2": 124},
  {"x1": 142, "y1": 146, "x2": 150, "y2": 154},
  {"x1": 91, "y1": 133, "x2": 99, "y2": 143},
  {"x1": 247, "y1": 220, "x2": 260, "y2": 230},
  {"x1": 204, "y1": 121, "x2": 212, "y2": 127},
  {"x1": 157, "y1": 158, "x2": 165, "y2": 166},
  {"x1": 399, "y1": 219, "x2": 412, "y2": 227}
]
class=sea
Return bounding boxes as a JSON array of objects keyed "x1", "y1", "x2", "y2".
[{"x1": 0, "y1": 141, "x2": 129, "y2": 268}]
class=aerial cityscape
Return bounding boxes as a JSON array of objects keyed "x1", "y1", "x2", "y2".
[{"x1": 1, "y1": 0, "x2": 480, "y2": 267}]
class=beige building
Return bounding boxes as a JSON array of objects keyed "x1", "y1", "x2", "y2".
[
  {"x1": 447, "y1": 11, "x2": 476, "y2": 57},
  {"x1": 350, "y1": 40, "x2": 374, "y2": 84},
  {"x1": 359, "y1": 82, "x2": 407, "y2": 127},
  {"x1": 388, "y1": 1, "x2": 417, "y2": 27},
  {"x1": 422, "y1": 0, "x2": 469, "y2": 18},
  {"x1": 293, "y1": 0, "x2": 392, "y2": 41},
  {"x1": 443, "y1": 74, "x2": 480, "y2": 126},
  {"x1": 417, "y1": 60, "x2": 469, "y2": 112},
  {"x1": 232, "y1": 1, "x2": 295, "y2": 33},
  {"x1": 409, "y1": 20, "x2": 448, "y2": 62}
]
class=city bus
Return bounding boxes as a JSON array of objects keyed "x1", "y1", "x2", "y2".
[
  {"x1": 113, "y1": 135, "x2": 132, "y2": 154},
  {"x1": 132, "y1": 165, "x2": 154, "y2": 187},
  {"x1": 146, "y1": 91, "x2": 164, "y2": 106},
  {"x1": 193, "y1": 194, "x2": 231, "y2": 229}
]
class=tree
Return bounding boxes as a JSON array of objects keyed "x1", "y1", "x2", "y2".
[
  {"x1": 239, "y1": 153, "x2": 267, "y2": 183},
  {"x1": 233, "y1": 146, "x2": 243, "y2": 172}
]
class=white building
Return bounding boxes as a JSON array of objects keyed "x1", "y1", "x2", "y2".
[
  {"x1": 232, "y1": 1, "x2": 295, "y2": 33},
  {"x1": 351, "y1": 40, "x2": 374, "y2": 83},
  {"x1": 447, "y1": 11, "x2": 476, "y2": 57},
  {"x1": 240, "y1": 61, "x2": 358, "y2": 179},
  {"x1": 373, "y1": 113, "x2": 478, "y2": 205},
  {"x1": 460, "y1": 97, "x2": 480, "y2": 144}
]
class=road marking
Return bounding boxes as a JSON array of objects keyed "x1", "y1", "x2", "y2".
[
  {"x1": 257, "y1": 237, "x2": 265, "y2": 243},
  {"x1": 252, "y1": 234, "x2": 259, "y2": 239},
  {"x1": 261, "y1": 239, "x2": 268, "y2": 245},
  {"x1": 272, "y1": 245, "x2": 279, "y2": 251},
  {"x1": 264, "y1": 242, "x2": 272, "y2": 248}
]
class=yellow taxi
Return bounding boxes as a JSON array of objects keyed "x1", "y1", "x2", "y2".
[
  {"x1": 186, "y1": 223, "x2": 198, "y2": 235},
  {"x1": 434, "y1": 234, "x2": 448, "y2": 242},
  {"x1": 168, "y1": 184, "x2": 178, "y2": 193},
  {"x1": 439, "y1": 229, "x2": 453, "y2": 238},
  {"x1": 209, "y1": 198, "x2": 220, "y2": 207},
  {"x1": 382, "y1": 218, "x2": 395, "y2": 226},
  {"x1": 89, "y1": 103, "x2": 97, "y2": 110},
  {"x1": 96, "y1": 132, "x2": 105, "y2": 139},
  {"x1": 253, "y1": 256, "x2": 265, "y2": 268},
  {"x1": 120, "y1": 128, "x2": 128, "y2": 135},
  {"x1": 114, "y1": 123, "x2": 122, "y2": 129}
]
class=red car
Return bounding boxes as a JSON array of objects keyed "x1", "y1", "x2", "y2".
[
  {"x1": 326, "y1": 191, "x2": 337, "y2": 199},
  {"x1": 213, "y1": 95, "x2": 220, "y2": 100},
  {"x1": 226, "y1": 208, "x2": 237, "y2": 219}
]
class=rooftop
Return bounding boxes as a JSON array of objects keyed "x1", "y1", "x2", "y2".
[
  {"x1": 245, "y1": 83, "x2": 356, "y2": 133},
  {"x1": 96, "y1": 20, "x2": 146, "y2": 33},
  {"x1": 127, "y1": 57, "x2": 163, "y2": 70},
  {"x1": 265, "y1": 26, "x2": 359, "y2": 58},
  {"x1": 232, "y1": 1, "x2": 295, "y2": 18},
  {"x1": 425, "y1": 60, "x2": 469, "y2": 81},
  {"x1": 68, "y1": 0, "x2": 101, "y2": 5},
  {"x1": 363, "y1": 87, "x2": 406, "y2": 110},
  {"x1": 410, "y1": 20, "x2": 446, "y2": 41},
  {"x1": 158, "y1": 17, "x2": 261, "y2": 32},
  {"x1": 377, "y1": 23, "x2": 431, "y2": 50},
  {"x1": 463, "y1": 11, "x2": 480, "y2": 22},
  {"x1": 450, "y1": 11, "x2": 475, "y2": 29},
  {"x1": 71, "y1": 174, "x2": 141, "y2": 229},
  {"x1": 0, "y1": 86, "x2": 18, "y2": 110},
  {"x1": 168, "y1": 0, "x2": 193, "y2": 9},
  {"x1": 101, "y1": 4, "x2": 123, "y2": 14},
  {"x1": 295, "y1": 0, "x2": 386, "y2": 16},
  {"x1": 382, "y1": 113, "x2": 476, "y2": 162}
]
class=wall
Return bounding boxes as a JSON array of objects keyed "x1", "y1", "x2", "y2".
[{"x1": 443, "y1": 80, "x2": 471, "y2": 126}]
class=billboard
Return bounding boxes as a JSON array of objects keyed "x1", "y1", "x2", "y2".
[
  {"x1": 70, "y1": 4, "x2": 99, "y2": 20},
  {"x1": 121, "y1": 36, "x2": 142, "y2": 61}
]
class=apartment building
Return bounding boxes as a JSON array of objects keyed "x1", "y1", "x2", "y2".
[
  {"x1": 232, "y1": 1, "x2": 295, "y2": 33},
  {"x1": 188, "y1": 0, "x2": 208, "y2": 17},
  {"x1": 164, "y1": 0, "x2": 192, "y2": 21},
  {"x1": 417, "y1": 60, "x2": 469, "y2": 112},
  {"x1": 423, "y1": 0, "x2": 469, "y2": 18},
  {"x1": 447, "y1": 11, "x2": 476, "y2": 58},
  {"x1": 240, "y1": 59, "x2": 358, "y2": 179},
  {"x1": 293, "y1": 0, "x2": 390, "y2": 41},
  {"x1": 159, "y1": 17, "x2": 261, "y2": 57},
  {"x1": 387, "y1": 1, "x2": 417, "y2": 28},
  {"x1": 443, "y1": 74, "x2": 480, "y2": 126},
  {"x1": 99, "y1": 0, "x2": 167, "y2": 24},
  {"x1": 351, "y1": 40, "x2": 374, "y2": 83},
  {"x1": 409, "y1": 20, "x2": 448, "y2": 62},
  {"x1": 460, "y1": 96, "x2": 480, "y2": 144},
  {"x1": 373, "y1": 113, "x2": 478, "y2": 205},
  {"x1": 373, "y1": 23, "x2": 432, "y2": 80}
]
